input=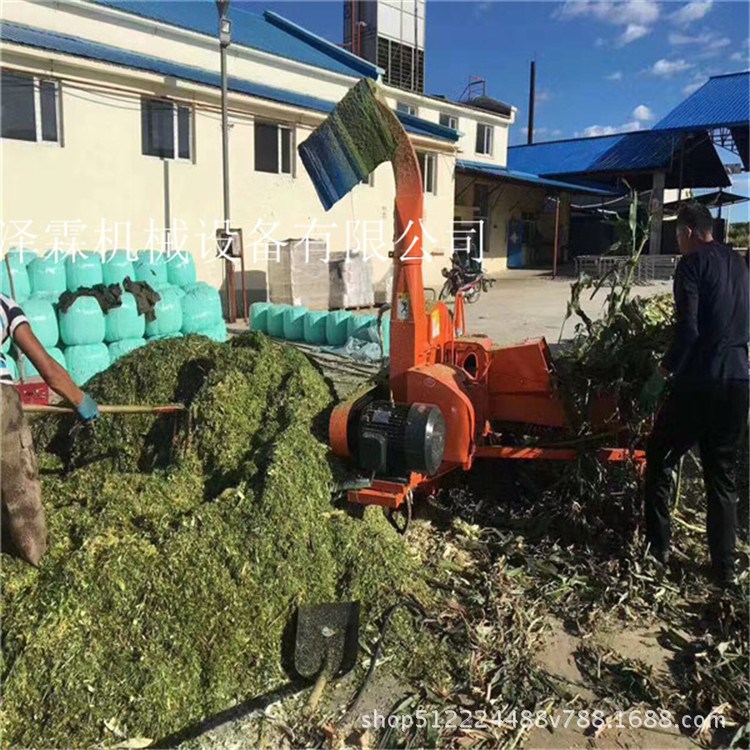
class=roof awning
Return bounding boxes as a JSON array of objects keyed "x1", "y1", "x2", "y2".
[
  {"x1": 456, "y1": 160, "x2": 620, "y2": 196},
  {"x1": 663, "y1": 189, "x2": 749, "y2": 212},
  {"x1": 509, "y1": 131, "x2": 730, "y2": 191}
]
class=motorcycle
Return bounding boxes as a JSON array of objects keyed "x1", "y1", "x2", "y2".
[{"x1": 439, "y1": 252, "x2": 494, "y2": 304}]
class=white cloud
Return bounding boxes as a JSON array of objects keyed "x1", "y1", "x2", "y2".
[
  {"x1": 581, "y1": 125, "x2": 618, "y2": 137},
  {"x1": 619, "y1": 23, "x2": 650, "y2": 44},
  {"x1": 731, "y1": 51, "x2": 748, "y2": 63},
  {"x1": 578, "y1": 120, "x2": 641, "y2": 137},
  {"x1": 670, "y1": 1, "x2": 714, "y2": 26},
  {"x1": 668, "y1": 31, "x2": 693, "y2": 45},
  {"x1": 669, "y1": 30, "x2": 730, "y2": 58},
  {"x1": 632, "y1": 104, "x2": 654, "y2": 121},
  {"x1": 650, "y1": 58, "x2": 693, "y2": 77},
  {"x1": 606, "y1": 71, "x2": 623, "y2": 81},
  {"x1": 535, "y1": 89, "x2": 552, "y2": 105},
  {"x1": 595, "y1": 36, "x2": 607, "y2": 47},
  {"x1": 683, "y1": 79, "x2": 706, "y2": 95},
  {"x1": 558, "y1": 0, "x2": 659, "y2": 26},
  {"x1": 554, "y1": 1, "x2": 659, "y2": 45}
]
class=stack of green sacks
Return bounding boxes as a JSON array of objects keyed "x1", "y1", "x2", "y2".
[
  {"x1": 249, "y1": 302, "x2": 389, "y2": 354},
  {"x1": 105, "y1": 291, "x2": 146, "y2": 363},
  {"x1": 100, "y1": 252, "x2": 146, "y2": 362},
  {"x1": 28, "y1": 254, "x2": 66, "y2": 296},
  {"x1": 265, "y1": 304, "x2": 289, "y2": 338},
  {"x1": 347, "y1": 314, "x2": 378, "y2": 340},
  {"x1": 102, "y1": 250, "x2": 135, "y2": 286},
  {"x1": 282, "y1": 306, "x2": 307, "y2": 341},
  {"x1": 180, "y1": 282, "x2": 226, "y2": 343},
  {"x1": 326, "y1": 310, "x2": 353, "y2": 346},
  {"x1": 145, "y1": 286, "x2": 183, "y2": 341},
  {"x1": 352, "y1": 311, "x2": 390, "y2": 355},
  {"x1": 249, "y1": 302, "x2": 272, "y2": 333},
  {"x1": 304, "y1": 311, "x2": 328, "y2": 344},
  {"x1": 59, "y1": 296, "x2": 109, "y2": 386},
  {"x1": 166, "y1": 252, "x2": 196, "y2": 288},
  {"x1": 134, "y1": 251, "x2": 169, "y2": 290},
  {"x1": 7, "y1": 250, "x2": 226, "y2": 383},
  {"x1": 65, "y1": 252, "x2": 103, "y2": 292}
]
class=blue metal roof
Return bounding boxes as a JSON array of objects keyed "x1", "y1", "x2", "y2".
[
  {"x1": 91, "y1": 0, "x2": 380, "y2": 80},
  {"x1": 0, "y1": 22, "x2": 457, "y2": 143},
  {"x1": 508, "y1": 130, "x2": 681, "y2": 177},
  {"x1": 654, "y1": 71, "x2": 750, "y2": 132},
  {"x1": 456, "y1": 160, "x2": 620, "y2": 196}
]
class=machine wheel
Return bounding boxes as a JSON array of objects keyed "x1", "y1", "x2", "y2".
[{"x1": 439, "y1": 281, "x2": 452, "y2": 301}]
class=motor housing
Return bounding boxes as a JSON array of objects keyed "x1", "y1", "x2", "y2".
[{"x1": 356, "y1": 400, "x2": 445, "y2": 479}]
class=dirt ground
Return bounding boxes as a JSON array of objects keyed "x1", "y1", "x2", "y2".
[{"x1": 524, "y1": 618, "x2": 696, "y2": 750}]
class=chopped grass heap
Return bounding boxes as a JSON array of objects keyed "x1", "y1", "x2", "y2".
[{"x1": 1, "y1": 333, "x2": 421, "y2": 749}]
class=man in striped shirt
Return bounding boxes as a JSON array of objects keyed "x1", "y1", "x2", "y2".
[{"x1": 1, "y1": 294, "x2": 99, "y2": 565}]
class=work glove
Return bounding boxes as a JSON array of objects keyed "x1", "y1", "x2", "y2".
[
  {"x1": 638, "y1": 369, "x2": 666, "y2": 412},
  {"x1": 76, "y1": 393, "x2": 100, "y2": 422}
]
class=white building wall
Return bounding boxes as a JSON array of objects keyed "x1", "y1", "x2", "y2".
[
  {"x1": 0, "y1": 49, "x2": 457, "y2": 292},
  {"x1": 1, "y1": 0, "x2": 514, "y2": 298},
  {"x1": 382, "y1": 86, "x2": 514, "y2": 168}
]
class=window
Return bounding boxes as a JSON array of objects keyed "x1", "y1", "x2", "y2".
[
  {"x1": 255, "y1": 121, "x2": 293, "y2": 174},
  {"x1": 417, "y1": 152, "x2": 436, "y2": 195},
  {"x1": 476, "y1": 123, "x2": 493, "y2": 156},
  {"x1": 440, "y1": 113, "x2": 458, "y2": 130},
  {"x1": 396, "y1": 101, "x2": 417, "y2": 116},
  {"x1": 1, "y1": 71, "x2": 60, "y2": 143},
  {"x1": 141, "y1": 97, "x2": 192, "y2": 160}
]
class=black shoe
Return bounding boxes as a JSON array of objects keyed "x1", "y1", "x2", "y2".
[
  {"x1": 711, "y1": 564, "x2": 736, "y2": 589},
  {"x1": 648, "y1": 547, "x2": 670, "y2": 566}
]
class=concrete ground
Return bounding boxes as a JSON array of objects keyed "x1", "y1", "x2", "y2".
[{"x1": 455, "y1": 270, "x2": 672, "y2": 346}]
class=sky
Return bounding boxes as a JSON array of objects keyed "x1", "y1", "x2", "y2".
[{"x1": 246, "y1": 0, "x2": 750, "y2": 217}]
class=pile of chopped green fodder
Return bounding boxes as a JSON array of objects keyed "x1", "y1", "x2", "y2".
[{"x1": 1, "y1": 333, "x2": 435, "y2": 749}]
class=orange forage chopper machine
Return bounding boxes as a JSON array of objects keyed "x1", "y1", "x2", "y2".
[{"x1": 299, "y1": 80, "x2": 639, "y2": 517}]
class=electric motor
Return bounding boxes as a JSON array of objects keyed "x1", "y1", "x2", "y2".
[{"x1": 356, "y1": 400, "x2": 446, "y2": 478}]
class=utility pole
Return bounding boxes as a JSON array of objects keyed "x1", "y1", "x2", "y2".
[
  {"x1": 527, "y1": 60, "x2": 536, "y2": 145},
  {"x1": 216, "y1": 0, "x2": 235, "y2": 321}
]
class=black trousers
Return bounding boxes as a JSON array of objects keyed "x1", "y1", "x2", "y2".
[{"x1": 644, "y1": 381, "x2": 749, "y2": 571}]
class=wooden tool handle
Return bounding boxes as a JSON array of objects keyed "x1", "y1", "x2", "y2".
[{"x1": 22, "y1": 404, "x2": 186, "y2": 415}]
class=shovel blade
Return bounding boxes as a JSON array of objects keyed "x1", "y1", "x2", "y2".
[{"x1": 294, "y1": 602, "x2": 360, "y2": 679}]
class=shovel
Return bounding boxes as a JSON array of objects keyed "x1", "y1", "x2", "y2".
[
  {"x1": 22, "y1": 403, "x2": 186, "y2": 415},
  {"x1": 294, "y1": 601, "x2": 360, "y2": 715}
]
